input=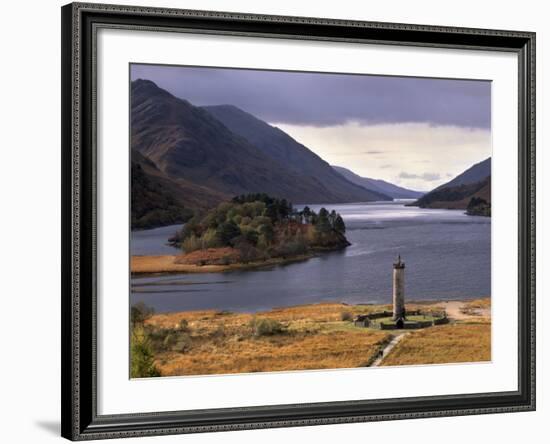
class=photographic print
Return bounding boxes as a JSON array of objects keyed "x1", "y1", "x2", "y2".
[{"x1": 129, "y1": 64, "x2": 492, "y2": 378}]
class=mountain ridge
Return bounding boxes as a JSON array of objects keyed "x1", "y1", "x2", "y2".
[
  {"x1": 435, "y1": 157, "x2": 491, "y2": 190},
  {"x1": 332, "y1": 165, "x2": 424, "y2": 199},
  {"x1": 131, "y1": 79, "x2": 391, "y2": 205},
  {"x1": 410, "y1": 157, "x2": 491, "y2": 213},
  {"x1": 203, "y1": 104, "x2": 391, "y2": 202}
]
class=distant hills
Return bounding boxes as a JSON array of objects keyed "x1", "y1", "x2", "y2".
[
  {"x1": 332, "y1": 166, "x2": 423, "y2": 199},
  {"x1": 410, "y1": 157, "x2": 491, "y2": 214}
]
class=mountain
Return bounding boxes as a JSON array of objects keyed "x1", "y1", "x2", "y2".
[
  {"x1": 410, "y1": 158, "x2": 491, "y2": 213},
  {"x1": 131, "y1": 152, "x2": 192, "y2": 229},
  {"x1": 131, "y1": 79, "x2": 390, "y2": 206},
  {"x1": 202, "y1": 104, "x2": 391, "y2": 202},
  {"x1": 131, "y1": 150, "x2": 228, "y2": 229},
  {"x1": 435, "y1": 157, "x2": 491, "y2": 190},
  {"x1": 331, "y1": 166, "x2": 423, "y2": 199},
  {"x1": 411, "y1": 176, "x2": 490, "y2": 210}
]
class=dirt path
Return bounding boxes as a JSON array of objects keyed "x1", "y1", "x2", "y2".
[
  {"x1": 371, "y1": 333, "x2": 408, "y2": 367},
  {"x1": 443, "y1": 301, "x2": 490, "y2": 320}
]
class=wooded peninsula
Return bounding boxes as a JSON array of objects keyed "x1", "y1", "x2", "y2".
[{"x1": 132, "y1": 193, "x2": 350, "y2": 274}]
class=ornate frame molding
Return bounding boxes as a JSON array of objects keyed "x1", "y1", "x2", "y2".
[{"x1": 61, "y1": 2, "x2": 535, "y2": 440}]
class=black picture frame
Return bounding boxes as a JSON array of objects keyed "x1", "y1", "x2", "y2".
[{"x1": 61, "y1": 2, "x2": 536, "y2": 440}]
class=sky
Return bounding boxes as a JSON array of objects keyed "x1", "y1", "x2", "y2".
[{"x1": 131, "y1": 64, "x2": 491, "y2": 191}]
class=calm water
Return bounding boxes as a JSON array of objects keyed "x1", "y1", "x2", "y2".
[
  {"x1": 131, "y1": 224, "x2": 182, "y2": 256},
  {"x1": 130, "y1": 201, "x2": 491, "y2": 313}
]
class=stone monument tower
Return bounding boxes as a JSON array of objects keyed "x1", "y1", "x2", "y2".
[{"x1": 392, "y1": 255, "x2": 406, "y2": 323}]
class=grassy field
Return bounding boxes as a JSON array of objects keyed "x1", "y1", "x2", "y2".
[
  {"x1": 380, "y1": 299, "x2": 491, "y2": 367},
  {"x1": 134, "y1": 298, "x2": 491, "y2": 377},
  {"x1": 380, "y1": 323, "x2": 491, "y2": 366}
]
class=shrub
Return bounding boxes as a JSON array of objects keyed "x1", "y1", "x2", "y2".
[
  {"x1": 233, "y1": 237, "x2": 263, "y2": 263},
  {"x1": 130, "y1": 326, "x2": 161, "y2": 378},
  {"x1": 220, "y1": 255, "x2": 232, "y2": 265},
  {"x1": 250, "y1": 216, "x2": 272, "y2": 229},
  {"x1": 171, "y1": 333, "x2": 192, "y2": 353},
  {"x1": 240, "y1": 216, "x2": 252, "y2": 226},
  {"x1": 241, "y1": 227, "x2": 259, "y2": 245},
  {"x1": 182, "y1": 234, "x2": 201, "y2": 253},
  {"x1": 178, "y1": 319, "x2": 189, "y2": 331},
  {"x1": 163, "y1": 332, "x2": 177, "y2": 350},
  {"x1": 249, "y1": 317, "x2": 285, "y2": 337},
  {"x1": 131, "y1": 302, "x2": 155, "y2": 326},
  {"x1": 341, "y1": 311, "x2": 353, "y2": 321},
  {"x1": 274, "y1": 236, "x2": 308, "y2": 257},
  {"x1": 211, "y1": 325, "x2": 226, "y2": 339},
  {"x1": 201, "y1": 228, "x2": 221, "y2": 249}
]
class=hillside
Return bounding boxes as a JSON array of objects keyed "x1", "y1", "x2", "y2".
[
  {"x1": 435, "y1": 157, "x2": 491, "y2": 190},
  {"x1": 410, "y1": 158, "x2": 491, "y2": 215},
  {"x1": 410, "y1": 157, "x2": 491, "y2": 212},
  {"x1": 412, "y1": 176, "x2": 490, "y2": 210},
  {"x1": 131, "y1": 79, "x2": 390, "y2": 205},
  {"x1": 204, "y1": 105, "x2": 390, "y2": 202},
  {"x1": 131, "y1": 151, "x2": 227, "y2": 229},
  {"x1": 332, "y1": 165, "x2": 423, "y2": 199}
]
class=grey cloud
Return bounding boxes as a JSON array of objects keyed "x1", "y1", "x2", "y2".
[
  {"x1": 423, "y1": 173, "x2": 442, "y2": 181},
  {"x1": 363, "y1": 150, "x2": 384, "y2": 155},
  {"x1": 131, "y1": 64, "x2": 491, "y2": 128},
  {"x1": 398, "y1": 172, "x2": 441, "y2": 181}
]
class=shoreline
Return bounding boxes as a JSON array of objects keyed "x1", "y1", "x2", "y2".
[
  {"x1": 142, "y1": 298, "x2": 491, "y2": 318},
  {"x1": 131, "y1": 253, "x2": 315, "y2": 274}
]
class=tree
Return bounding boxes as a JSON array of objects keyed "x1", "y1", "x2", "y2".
[
  {"x1": 242, "y1": 228, "x2": 259, "y2": 245},
  {"x1": 216, "y1": 220, "x2": 241, "y2": 245},
  {"x1": 329, "y1": 210, "x2": 337, "y2": 227},
  {"x1": 316, "y1": 207, "x2": 332, "y2": 233},
  {"x1": 264, "y1": 204, "x2": 279, "y2": 222},
  {"x1": 258, "y1": 223, "x2": 274, "y2": 244},
  {"x1": 279, "y1": 199, "x2": 292, "y2": 219},
  {"x1": 302, "y1": 206, "x2": 312, "y2": 223},
  {"x1": 333, "y1": 215, "x2": 346, "y2": 233}
]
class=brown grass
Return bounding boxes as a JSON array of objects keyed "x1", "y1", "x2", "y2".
[
  {"x1": 380, "y1": 322, "x2": 491, "y2": 366},
  {"x1": 146, "y1": 303, "x2": 391, "y2": 376},
  {"x1": 174, "y1": 247, "x2": 240, "y2": 265},
  {"x1": 139, "y1": 300, "x2": 491, "y2": 377},
  {"x1": 131, "y1": 254, "x2": 313, "y2": 274},
  {"x1": 158, "y1": 331, "x2": 389, "y2": 376},
  {"x1": 463, "y1": 298, "x2": 492, "y2": 310},
  {"x1": 459, "y1": 297, "x2": 491, "y2": 318}
]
